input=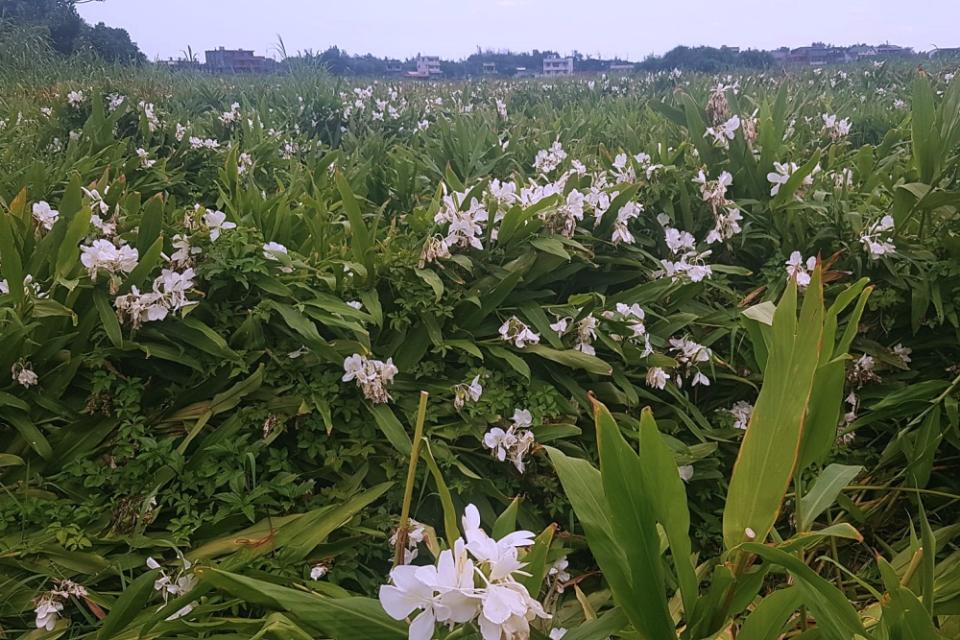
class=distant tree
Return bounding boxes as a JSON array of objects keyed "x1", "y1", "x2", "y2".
[
  {"x1": 0, "y1": 0, "x2": 142, "y2": 62},
  {"x1": 79, "y1": 21, "x2": 144, "y2": 63}
]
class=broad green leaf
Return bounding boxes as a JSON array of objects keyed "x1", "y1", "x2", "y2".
[
  {"x1": 737, "y1": 587, "x2": 801, "y2": 640},
  {"x1": 200, "y1": 568, "x2": 406, "y2": 640},
  {"x1": 798, "y1": 464, "x2": 863, "y2": 531},
  {"x1": 724, "y1": 267, "x2": 824, "y2": 549},
  {"x1": 594, "y1": 400, "x2": 676, "y2": 639}
]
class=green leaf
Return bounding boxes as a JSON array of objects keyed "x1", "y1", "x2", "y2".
[
  {"x1": 421, "y1": 440, "x2": 460, "y2": 548},
  {"x1": 368, "y1": 404, "x2": 412, "y2": 455},
  {"x1": 335, "y1": 171, "x2": 371, "y2": 264},
  {"x1": 0, "y1": 208, "x2": 24, "y2": 304},
  {"x1": 737, "y1": 587, "x2": 801, "y2": 640},
  {"x1": 744, "y1": 543, "x2": 868, "y2": 639},
  {"x1": 798, "y1": 464, "x2": 863, "y2": 531},
  {"x1": 55, "y1": 199, "x2": 92, "y2": 280},
  {"x1": 137, "y1": 193, "x2": 164, "y2": 253},
  {"x1": 526, "y1": 344, "x2": 612, "y2": 375},
  {"x1": 593, "y1": 400, "x2": 676, "y2": 639},
  {"x1": 637, "y1": 407, "x2": 698, "y2": 617},
  {"x1": 723, "y1": 267, "x2": 825, "y2": 549},
  {"x1": 93, "y1": 289, "x2": 123, "y2": 348},
  {"x1": 200, "y1": 568, "x2": 406, "y2": 640},
  {"x1": 96, "y1": 569, "x2": 160, "y2": 639}
]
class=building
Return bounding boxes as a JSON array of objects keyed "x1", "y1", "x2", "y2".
[
  {"x1": 608, "y1": 63, "x2": 635, "y2": 73},
  {"x1": 542, "y1": 56, "x2": 574, "y2": 76},
  {"x1": 874, "y1": 44, "x2": 914, "y2": 59},
  {"x1": 931, "y1": 47, "x2": 960, "y2": 59},
  {"x1": 415, "y1": 55, "x2": 442, "y2": 77},
  {"x1": 482, "y1": 62, "x2": 497, "y2": 75},
  {"x1": 204, "y1": 47, "x2": 277, "y2": 73},
  {"x1": 514, "y1": 66, "x2": 535, "y2": 78},
  {"x1": 787, "y1": 45, "x2": 849, "y2": 65}
]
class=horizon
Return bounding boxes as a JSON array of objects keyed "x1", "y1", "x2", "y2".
[{"x1": 77, "y1": 0, "x2": 960, "y2": 63}]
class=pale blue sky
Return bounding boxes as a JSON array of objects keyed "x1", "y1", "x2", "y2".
[{"x1": 78, "y1": 0, "x2": 960, "y2": 62}]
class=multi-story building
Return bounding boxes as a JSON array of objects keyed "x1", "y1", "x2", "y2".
[
  {"x1": 542, "y1": 56, "x2": 574, "y2": 76},
  {"x1": 204, "y1": 47, "x2": 277, "y2": 73},
  {"x1": 415, "y1": 55, "x2": 442, "y2": 77}
]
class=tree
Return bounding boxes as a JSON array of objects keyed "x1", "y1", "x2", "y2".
[
  {"x1": 0, "y1": 0, "x2": 142, "y2": 62},
  {"x1": 79, "y1": 21, "x2": 145, "y2": 63}
]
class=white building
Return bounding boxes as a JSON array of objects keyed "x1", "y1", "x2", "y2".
[
  {"x1": 542, "y1": 56, "x2": 574, "y2": 76},
  {"x1": 415, "y1": 56, "x2": 442, "y2": 77}
]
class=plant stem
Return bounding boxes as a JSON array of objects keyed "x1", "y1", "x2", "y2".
[{"x1": 394, "y1": 391, "x2": 429, "y2": 567}]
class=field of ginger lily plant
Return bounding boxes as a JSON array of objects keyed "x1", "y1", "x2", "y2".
[{"x1": 2, "y1": 48, "x2": 960, "y2": 640}]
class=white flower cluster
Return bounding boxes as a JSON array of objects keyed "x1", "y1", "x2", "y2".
[
  {"x1": 668, "y1": 336, "x2": 713, "y2": 387},
  {"x1": 80, "y1": 239, "x2": 139, "y2": 282},
  {"x1": 694, "y1": 171, "x2": 743, "y2": 244},
  {"x1": 849, "y1": 354, "x2": 881, "y2": 387},
  {"x1": 31, "y1": 201, "x2": 59, "y2": 232},
  {"x1": 114, "y1": 268, "x2": 197, "y2": 328},
  {"x1": 146, "y1": 555, "x2": 198, "y2": 621},
  {"x1": 498, "y1": 316, "x2": 540, "y2": 349},
  {"x1": 658, "y1": 227, "x2": 713, "y2": 283},
  {"x1": 219, "y1": 102, "x2": 241, "y2": 126},
  {"x1": 379, "y1": 504, "x2": 549, "y2": 640},
  {"x1": 483, "y1": 409, "x2": 537, "y2": 473},
  {"x1": 611, "y1": 201, "x2": 642, "y2": 245},
  {"x1": 533, "y1": 140, "x2": 567, "y2": 174},
  {"x1": 342, "y1": 353, "x2": 399, "y2": 404},
  {"x1": 139, "y1": 101, "x2": 160, "y2": 132},
  {"x1": 262, "y1": 241, "x2": 293, "y2": 272},
  {"x1": 602, "y1": 302, "x2": 652, "y2": 354},
  {"x1": 435, "y1": 190, "x2": 489, "y2": 251},
  {"x1": 860, "y1": 215, "x2": 895, "y2": 259},
  {"x1": 785, "y1": 251, "x2": 817, "y2": 288},
  {"x1": 189, "y1": 136, "x2": 221, "y2": 150},
  {"x1": 34, "y1": 579, "x2": 87, "y2": 631},
  {"x1": 136, "y1": 147, "x2": 156, "y2": 169},
  {"x1": 705, "y1": 115, "x2": 741, "y2": 148},
  {"x1": 821, "y1": 113, "x2": 852, "y2": 141}
]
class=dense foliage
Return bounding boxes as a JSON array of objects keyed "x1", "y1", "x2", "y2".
[{"x1": 0, "y1": 56, "x2": 959, "y2": 639}]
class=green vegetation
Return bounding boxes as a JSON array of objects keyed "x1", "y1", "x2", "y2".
[{"x1": 0, "y1": 52, "x2": 959, "y2": 639}]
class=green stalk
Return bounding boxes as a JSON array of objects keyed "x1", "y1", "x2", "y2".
[{"x1": 394, "y1": 391, "x2": 429, "y2": 567}]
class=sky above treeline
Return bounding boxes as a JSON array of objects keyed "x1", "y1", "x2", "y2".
[{"x1": 78, "y1": 0, "x2": 960, "y2": 62}]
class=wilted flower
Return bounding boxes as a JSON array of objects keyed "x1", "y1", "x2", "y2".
[
  {"x1": 678, "y1": 464, "x2": 694, "y2": 482},
  {"x1": 454, "y1": 375, "x2": 483, "y2": 410},
  {"x1": 12, "y1": 360, "x2": 38, "y2": 388},
  {"x1": 310, "y1": 563, "x2": 330, "y2": 580},
  {"x1": 646, "y1": 366, "x2": 670, "y2": 390},
  {"x1": 849, "y1": 354, "x2": 881, "y2": 387},
  {"x1": 499, "y1": 316, "x2": 540, "y2": 349},
  {"x1": 390, "y1": 518, "x2": 428, "y2": 564},
  {"x1": 136, "y1": 148, "x2": 156, "y2": 169},
  {"x1": 66, "y1": 90, "x2": 85, "y2": 107},
  {"x1": 728, "y1": 401, "x2": 754, "y2": 430},
  {"x1": 892, "y1": 343, "x2": 912, "y2": 367},
  {"x1": 574, "y1": 315, "x2": 598, "y2": 355}
]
